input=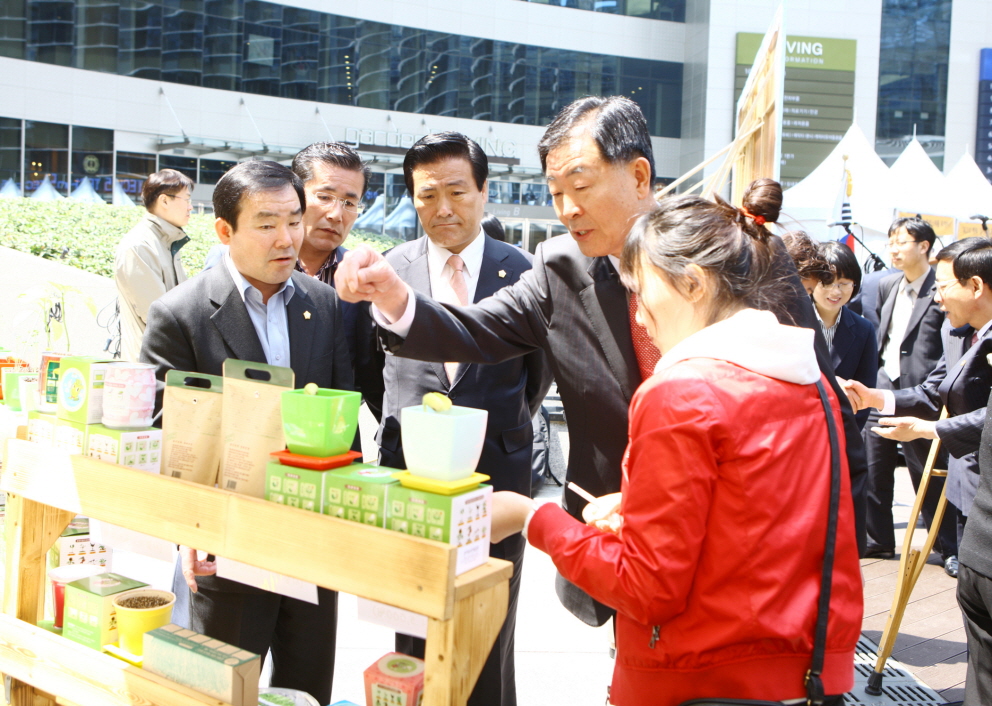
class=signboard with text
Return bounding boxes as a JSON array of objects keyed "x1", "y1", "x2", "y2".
[
  {"x1": 976, "y1": 48, "x2": 992, "y2": 185},
  {"x1": 736, "y1": 34, "x2": 857, "y2": 189}
]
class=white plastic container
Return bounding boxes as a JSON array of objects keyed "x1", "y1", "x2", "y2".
[{"x1": 400, "y1": 404, "x2": 488, "y2": 481}]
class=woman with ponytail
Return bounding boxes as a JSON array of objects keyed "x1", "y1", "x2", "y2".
[{"x1": 493, "y1": 179, "x2": 863, "y2": 705}]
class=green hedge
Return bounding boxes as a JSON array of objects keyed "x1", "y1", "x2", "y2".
[{"x1": 0, "y1": 199, "x2": 401, "y2": 278}]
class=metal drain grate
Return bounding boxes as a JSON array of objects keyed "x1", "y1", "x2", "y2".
[{"x1": 845, "y1": 636, "x2": 947, "y2": 706}]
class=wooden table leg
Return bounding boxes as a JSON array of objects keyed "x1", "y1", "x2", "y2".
[
  {"x1": 422, "y1": 579, "x2": 509, "y2": 706},
  {"x1": 3, "y1": 494, "x2": 74, "y2": 706}
]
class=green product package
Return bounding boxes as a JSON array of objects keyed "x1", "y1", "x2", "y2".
[
  {"x1": 87, "y1": 424, "x2": 161, "y2": 472},
  {"x1": 62, "y1": 572, "x2": 148, "y2": 650},
  {"x1": 265, "y1": 461, "x2": 328, "y2": 513},
  {"x1": 386, "y1": 483, "x2": 493, "y2": 575},
  {"x1": 53, "y1": 417, "x2": 89, "y2": 455},
  {"x1": 56, "y1": 356, "x2": 114, "y2": 424},
  {"x1": 143, "y1": 623, "x2": 260, "y2": 706},
  {"x1": 324, "y1": 464, "x2": 398, "y2": 527}
]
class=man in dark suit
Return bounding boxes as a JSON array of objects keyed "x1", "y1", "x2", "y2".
[
  {"x1": 857, "y1": 217, "x2": 956, "y2": 570},
  {"x1": 140, "y1": 161, "x2": 353, "y2": 704},
  {"x1": 338, "y1": 95, "x2": 869, "y2": 627},
  {"x1": 373, "y1": 132, "x2": 550, "y2": 706},
  {"x1": 849, "y1": 265, "x2": 898, "y2": 331},
  {"x1": 848, "y1": 237, "x2": 992, "y2": 580}
]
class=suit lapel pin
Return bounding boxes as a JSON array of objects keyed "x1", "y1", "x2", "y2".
[
  {"x1": 498, "y1": 270, "x2": 507, "y2": 278},
  {"x1": 304, "y1": 311, "x2": 312, "y2": 320}
]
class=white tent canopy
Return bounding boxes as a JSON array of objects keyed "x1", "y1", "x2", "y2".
[
  {"x1": 781, "y1": 122, "x2": 893, "y2": 240},
  {"x1": 944, "y1": 152, "x2": 992, "y2": 223},
  {"x1": 112, "y1": 180, "x2": 136, "y2": 207},
  {"x1": 0, "y1": 178, "x2": 21, "y2": 198},
  {"x1": 69, "y1": 177, "x2": 106, "y2": 204},
  {"x1": 888, "y1": 138, "x2": 957, "y2": 220},
  {"x1": 29, "y1": 175, "x2": 64, "y2": 201}
]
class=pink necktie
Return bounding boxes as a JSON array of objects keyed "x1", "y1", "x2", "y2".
[
  {"x1": 445, "y1": 255, "x2": 469, "y2": 384},
  {"x1": 628, "y1": 292, "x2": 661, "y2": 381}
]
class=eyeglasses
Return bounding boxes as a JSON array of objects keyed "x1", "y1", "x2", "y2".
[
  {"x1": 935, "y1": 278, "x2": 962, "y2": 296},
  {"x1": 313, "y1": 191, "x2": 365, "y2": 215},
  {"x1": 169, "y1": 194, "x2": 192, "y2": 204},
  {"x1": 887, "y1": 238, "x2": 918, "y2": 249},
  {"x1": 820, "y1": 280, "x2": 855, "y2": 292}
]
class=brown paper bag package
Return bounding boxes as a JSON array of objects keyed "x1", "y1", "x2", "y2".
[
  {"x1": 161, "y1": 370, "x2": 224, "y2": 485},
  {"x1": 220, "y1": 359, "x2": 294, "y2": 497}
]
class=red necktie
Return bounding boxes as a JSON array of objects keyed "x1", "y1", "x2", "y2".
[{"x1": 628, "y1": 292, "x2": 661, "y2": 381}]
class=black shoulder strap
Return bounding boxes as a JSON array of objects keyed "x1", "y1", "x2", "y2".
[{"x1": 806, "y1": 379, "x2": 842, "y2": 706}]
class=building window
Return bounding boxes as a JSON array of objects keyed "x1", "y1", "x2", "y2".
[
  {"x1": 514, "y1": 0, "x2": 685, "y2": 22},
  {"x1": 0, "y1": 0, "x2": 27, "y2": 59},
  {"x1": 0, "y1": 117, "x2": 22, "y2": 189},
  {"x1": 71, "y1": 125, "x2": 113, "y2": 201},
  {"x1": 24, "y1": 119, "x2": 69, "y2": 197},
  {"x1": 199, "y1": 158, "x2": 236, "y2": 185},
  {"x1": 116, "y1": 150, "x2": 158, "y2": 200},
  {"x1": 158, "y1": 154, "x2": 197, "y2": 182}
]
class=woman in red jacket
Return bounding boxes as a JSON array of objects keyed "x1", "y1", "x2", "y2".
[{"x1": 492, "y1": 180, "x2": 863, "y2": 706}]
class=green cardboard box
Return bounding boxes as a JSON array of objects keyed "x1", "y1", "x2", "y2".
[
  {"x1": 264, "y1": 461, "x2": 328, "y2": 513},
  {"x1": 62, "y1": 572, "x2": 147, "y2": 650},
  {"x1": 87, "y1": 424, "x2": 162, "y2": 473},
  {"x1": 144, "y1": 624, "x2": 260, "y2": 706},
  {"x1": 27, "y1": 410, "x2": 56, "y2": 445},
  {"x1": 53, "y1": 417, "x2": 89, "y2": 455},
  {"x1": 387, "y1": 484, "x2": 493, "y2": 575},
  {"x1": 324, "y1": 464, "x2": 398, "y2": 527},
  {"x1": 56, "y1": 356, "x2": 113, "y2": 425}
]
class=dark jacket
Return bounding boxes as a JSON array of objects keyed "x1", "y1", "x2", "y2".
[{"x1": 829, "y1": 306, "x2": 878, "y2": 429}]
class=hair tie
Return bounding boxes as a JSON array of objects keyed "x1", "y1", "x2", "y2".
[{"x1": 740, "y1": 207, "x2": 765, "y2": 226}]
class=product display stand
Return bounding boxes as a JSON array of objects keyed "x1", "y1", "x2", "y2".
[
  {"x1": 0, "y1": 436, "x2": 511, "y2": 706},
  {"x1": 865, "y1": 408, "x2": 949, "y2": 695}
]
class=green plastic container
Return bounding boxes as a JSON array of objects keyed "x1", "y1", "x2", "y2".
[{"x1": 281, "y1": 388, "x2": 361, "y2": 458}]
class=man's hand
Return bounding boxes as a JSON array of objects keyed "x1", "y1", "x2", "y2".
[
  {"x1": 179, "y1": 546, "x2": 217, "y2": 593},
  {"x1": 334, "y1": 245, "x2": 409, "y2": 320},
  {"x1": 581, "y1": 492, "x2": 623, "y2": 535},
  {"x1": 491, "y1": 491, "x2": 534, "y2": 544},
  {"x1": 872, "y1": 416, "x2": 938, "y2": 442},
  {"x1": 839, "y1": 378, "x2": 885, "y2": 413}
]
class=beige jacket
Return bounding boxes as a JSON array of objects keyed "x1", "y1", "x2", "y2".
[{"x1": 114, "y1": 213, "x2": 189, "y2": 361}]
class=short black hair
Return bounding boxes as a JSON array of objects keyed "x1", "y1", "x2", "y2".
[
  {"x1": 818, "y1": 240, "x2": 862, "y2": 297},
  {"x1": 292, "y1": 142, "x2": 371, "y2": 195},
  {"x1": 889, "y1": 216, "x2": 937, "y2": 254},
  {"x1": 537, "y1": 96, "x2": 656, "y2": 183},
  {"x1": 935, "y1": 236, "x2": 992, "y2": 286},
  {"x1": 481, "y1": 213, "x2": 505, "y2": 242},
  {"x1": 141, "y1": 168, "x2": 194, "y2": 209},
  {"x1": 213, "y1": 160, "x2": 305, "y2": 230},
  {"x1": 402, "y1": 132, "x2": 488, "y2": 196}
]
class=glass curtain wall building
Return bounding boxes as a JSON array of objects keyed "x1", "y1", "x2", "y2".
[
  {"x1": 875, "y1": 0, "x2": 953, "y2": 167},
  {"x1": 515, "y1": 0, "x2": 685, "y2": 22},
  {"x1": 0, "y1": 1, "x2": 682, "y2": 137}
]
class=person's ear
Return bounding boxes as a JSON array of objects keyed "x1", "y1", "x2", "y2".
[
  {"x1": 630, "y1": 157, "x2": 653, "y2": 200},
  {"x1": 215, "y1": 217, "x2": 233, "y2": 245},
  {"x1": 683, "y1": 263, "x2": 708, "y2": 303}
]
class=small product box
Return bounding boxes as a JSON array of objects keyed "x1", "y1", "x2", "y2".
[
  {"x1": 143, "y1": 624, "x2": 260, "y2": 706},
  {"x1": 62, "y1": 572, "x2": 147, "y2": 650},
  {"x1": 87, "y1": 424, "x2": 162, "y2": 473},
  {"x1": 27, "y1": 410, "x2": 56, "y2": 445},
  {"x1": 363, "y1": 652, "x2": 425, "y2": 706},
  {"x1": 265, "y1": 461, "x2": 326, "y2": 513},
  {"x1": 56, "y1": 356, "x2": 113, "y2": 425},
  {"x1": 324, "y1": 464, "x2": 398, "y2": 527},
  {"x1": 387, "y1": 484, "x2": 493, "y2": 575},
  {"x1": 53, "y1": 417, "x2": 89, "y2": 455}
]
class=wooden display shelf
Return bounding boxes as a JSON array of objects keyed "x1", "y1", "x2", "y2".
[{"x1": 0, "y1": 438, "x2": 511, "y2": 706}]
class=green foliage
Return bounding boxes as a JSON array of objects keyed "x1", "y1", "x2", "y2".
[{"x1": 0, "y1": 200, "x2": 402, "y2": 278}]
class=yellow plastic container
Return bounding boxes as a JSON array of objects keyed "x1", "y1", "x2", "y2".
[{"x1": 112, "y1": 589, "x2": 176, "y2": 656}]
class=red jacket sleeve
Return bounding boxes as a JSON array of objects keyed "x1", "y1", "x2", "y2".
[{"x1": 528, "y1": 376, "x2": 724, "y2": 626}]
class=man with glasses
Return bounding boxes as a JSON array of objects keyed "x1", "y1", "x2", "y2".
[
  {"x1": 856, "y1": 217, "x2": 957, "y2": 573},
  {"x1": 847, "y1": 237, "x2": 992, "y2": 583},
  {"x1": 292, "y1": 143, "x2": 383, "y2": 413},
  {"x1": 116, "y1": 168, "x2": 195, "y2": 361}
]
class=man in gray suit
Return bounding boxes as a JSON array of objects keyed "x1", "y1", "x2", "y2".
[
  {"x1": 140, "y1": 161, "x2": 353, "y2": 703},
  {"x1": 370, "y1": 132, "x2": 550, "y2": 706},
  {"x1": 338, "y1": 96, "x2": 869, "y2": 627}
]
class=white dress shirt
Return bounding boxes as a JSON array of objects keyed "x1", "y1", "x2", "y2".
[
  {"x1": 373, "y1": 231, "x2": 486, "y2": 333},
  {"x1": 224, "y1": 253, "x2": 295, "y2": 367}
]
